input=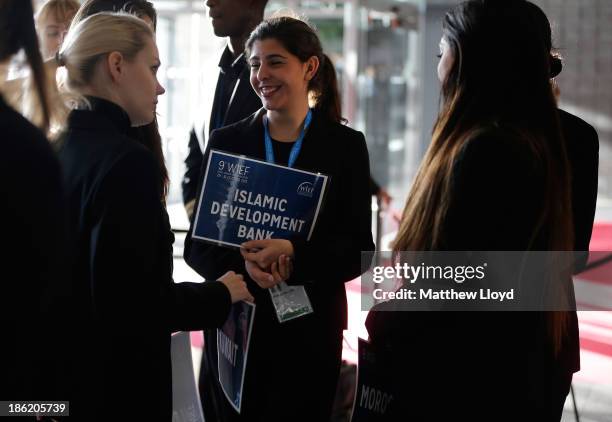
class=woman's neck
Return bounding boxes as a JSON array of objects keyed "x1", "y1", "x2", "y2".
[
  {"x1": 81, "y1": 86, "x2": 113, "y2": 100},
  {"x1": 266, "y1": 101, "x2": 310, "y2": 142},
  {"x1": 80, "y1": 86, "x2": 125, "y2": 111}
]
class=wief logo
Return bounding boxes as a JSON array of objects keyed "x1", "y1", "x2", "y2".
[{"x1": 297, "y1": 182, "x2": 315, "y2": 197}]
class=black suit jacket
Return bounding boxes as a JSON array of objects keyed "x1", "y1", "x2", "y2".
[
  {"x1": 57, "y1": 97, "x2": 231, "y2": 421},
  {"x1": 184, "y1": 108, "x2": 374, "y2": 419},
  {"x1": 182, "y1": 53, "x2": 262, "y2": 208},
  {"x1": 366, "y1": 127, "x2": 579, "y2": 419},
  {"x1": 558, "y1": 108, "x2": 599, "y2": 272},
  {"x1": 0, "y1": 96, "x2": 70, "y2": 408},
  {"x1": 185, "y1": 108, "x2": 375, "y2": 331}
]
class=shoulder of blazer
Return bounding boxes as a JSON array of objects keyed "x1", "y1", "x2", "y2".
[
  {"x1": 60, "y1": 122, "x2": 155, "y2": 184},
  {"x1": 220, "y1": 108, "x2": 265, "y2": 136},
  {"x1": 330, "y1": 120, "x2": 366, "y2": 143},
  {"x1": 312, "y1": 116, "x2": 367, "y2": 156},
  {"x1": 558, "y1": 108, "x2": 599, "y2": 151},
  {"x1": 0, "y1": 99, "x2": 51, "y2": 158},
  {"x1": 209, "y1": 108, "x2": 265, "y2": 149}
]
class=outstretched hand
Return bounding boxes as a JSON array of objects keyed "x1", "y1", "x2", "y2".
[{"x1": 218, "y1": 271, "x2": 254, "y2": 303}]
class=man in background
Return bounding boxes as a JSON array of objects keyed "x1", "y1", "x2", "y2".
[
  {"x1": 181, "y1": 0, "x2": 267, "y2": 218},
  {"x1": 182, "y1": 1, "x2": 267, "y2": 419}
]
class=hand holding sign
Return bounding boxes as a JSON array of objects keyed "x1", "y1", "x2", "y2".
[
  {"x1": 243, "y1": 253, "x2": 293, "y2": 289},
  {"x1": 240, "y1": 239, "x2": 294, "y2": 268},
  {"x1": 219, "y1": 271, "x2": 254, "y2": 303},
  {"x1": 194, "y1": 151, "x2": 322, "y2": 322},
  {"x1": 271, "y1": 255, "x2": 293, "y2": 284},
  {"x1": 244, "y1": 260, "x2": 274, "y2": 288}
]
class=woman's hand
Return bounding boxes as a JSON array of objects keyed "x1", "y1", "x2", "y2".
[
  {"x1": 272, "y1": 254, "x2": 293, "y2": 284},
  {"x1": 240, "y1": 239, "x2": 294, "y2": 269},
  {"x1": 244, "y1": 254, "x2": 294, "y2": 289},
  {"x1": 218, "y1": 271, "x2": 254, "y2": 303}
]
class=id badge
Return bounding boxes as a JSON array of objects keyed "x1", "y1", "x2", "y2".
[{"x1": 269, "y1": 281, "x2": 313, "y2": 323}]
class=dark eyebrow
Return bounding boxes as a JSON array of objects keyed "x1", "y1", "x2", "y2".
[
  {"x1": 265, "y1": 54, "x2": 287, "y2": 60},
  {"x1": 249, "y1": 53, "x2": 288, "y2": 61},
  {"x1": 45, "y1": 25, "x2": 60, "y2": 30}
]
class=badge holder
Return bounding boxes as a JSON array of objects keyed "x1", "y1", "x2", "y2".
[{"x1": 269, "y1": 281, "x2": 313, "y2": 323}]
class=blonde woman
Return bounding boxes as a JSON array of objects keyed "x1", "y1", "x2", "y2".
[
  {"x1": 55, "y1": 13, "x2": 253, "y2": 420},
  {"x1": 35, "y1": 0, "x2": 80, "y2": 59},
  {"x1": 1, "y1": 0, "x2": 78, "y2": 136}
]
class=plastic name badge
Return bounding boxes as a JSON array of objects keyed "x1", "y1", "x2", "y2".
[{"x1": 269, "y1": 282, "x2": 313, "y2": 323}]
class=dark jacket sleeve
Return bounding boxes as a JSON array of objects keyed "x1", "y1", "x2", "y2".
[
  {"x1": 1, "y1": 125, "x2": 71, "y2": 401},
  {"x1": 169, "y1": 280, "x2": 231, "y2": 331},
  {"x1": 369, "y1": 175, "x2": 381, "y2": 196},
  {"x1": 182, "y1": 127, "x2": 204, "y2": 206},
  {"x1": 91, "y1": 148, "x2": 230, "y2": 332},
  {"x1": 184, "y1": 128, "x2": 246, "y2": 280},
  {"x1": 31, "y1": 145, "x2": 72, "y2": 401},
  {"x1": 558, "y1": 109, "x2": 599, "y2": 272},
  {"x1": 290, "y1": 131, "x2": 375, "y2": 285}
]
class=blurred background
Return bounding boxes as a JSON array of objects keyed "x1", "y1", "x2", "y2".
[{"x1": 141, "y1": 0, "x2": 612, "y2": 235}]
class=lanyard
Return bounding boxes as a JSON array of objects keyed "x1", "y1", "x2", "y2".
[{"x1": 263, "y1": 109, "x2": 313, "y2": 168}]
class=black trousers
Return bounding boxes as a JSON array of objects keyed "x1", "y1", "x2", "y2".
[{"x1": 198, "y1": 315, "x2": 343, "y2": 422}]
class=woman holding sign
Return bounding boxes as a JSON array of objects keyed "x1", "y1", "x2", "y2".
[
  {"x1": 54, "y1": 13, "x2": 252, "y2": 420},
  {"x1": 184, "y1": 16, "x2": 374, "y2": 422}
]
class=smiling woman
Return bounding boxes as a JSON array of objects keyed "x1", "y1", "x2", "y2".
[
  {"x1": 184, "y1": 16, "x2": 374, "y2": 421},
  {"x1": 246, "y1": 16, "x2": 344, "y2": 126}
]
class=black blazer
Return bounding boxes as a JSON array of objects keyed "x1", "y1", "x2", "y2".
[
  {"x1": 0, "y1": 96, "x2": 70, "y2": 406},
  {"x1": 558, "y1": 108, "x2": 599, "y2": 272},
  {"x1": 366, "y1": 127, "x2": 579, "y2": 419},
  {"x1": 57, "y1": 97, "x2": 232, "y2": 420},
  {"x1": 185, "y1": 108, "x2": 375, "y2": 331},
  {"x1": 182, "y1": 55, "x2": 262, "y2": 206}
]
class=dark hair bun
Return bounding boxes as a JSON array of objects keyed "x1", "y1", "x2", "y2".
[{"x1": 550, "y1": 55, "x2": 562, "y2": 78}]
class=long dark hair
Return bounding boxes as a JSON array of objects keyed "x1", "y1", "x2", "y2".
[
  {"x1": 524, "y1": 0, "x2": 562, "y2": 78},
  {"x1": 72, "y1": 0, "x2": 167, "y2": 201},
  {"x1": 0, "y1": 0, "x2": 51, "y2": 132},
  {"x1": 393, "y1": 0, "x2": 573, "y2": 354},
  {"x1": 245, "y1": 16, "x2": 345, "y2": 124}
]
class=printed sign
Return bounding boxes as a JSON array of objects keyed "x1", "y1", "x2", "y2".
[
  {"x1": 217, "y1": 301, "x2": 256, "y2": 413},
  {"x1": 351, "y1": 338, "x2": 397, "y2": 422},
  {"x1": 192, "y1": 150, "x2": 328, "y2": 248}
]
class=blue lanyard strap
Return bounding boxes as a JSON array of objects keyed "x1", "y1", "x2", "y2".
[{"x1": 263, "y1": 109, "x2": 313, "y2": 168}]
